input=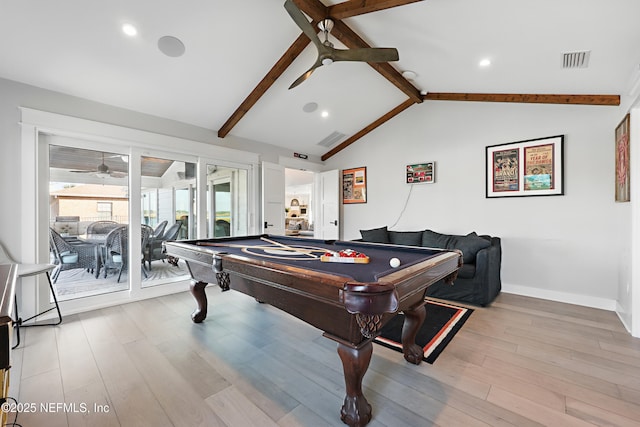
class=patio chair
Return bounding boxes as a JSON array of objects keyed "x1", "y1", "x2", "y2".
[
  {"x1": 215, "y1": 219, "x2": 230, "y2": 237},
  {"x1": 141, "y1": 224, "x2": 153, "y2": 278},
  {"x1": 0, "y1": 241, "x2": 62, "y2": 348},
  {"x1": 49, "y1": 228, "x2": 99, "y2": 284},
  {"x1": 86, "y1": 220, "x2": 120, "y2": 236},
  {"x1": 103, "y1": 225, "x2": 152, "y2": 282},
  {"x1": 144, "y1": 221, "x2": 181, "y2": 270},
  {"x1": 152, "y1": 220, "x2": 168, "y2": 240}
]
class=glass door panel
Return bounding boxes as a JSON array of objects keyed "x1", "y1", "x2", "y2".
[
  {"x1": 206, "y1": 164, "x2": 248, "y2": 238},
  {"x1": 140, "y1": 156, "x2": 194, "y2": 287},
  {"x1": 49, "y1": 145, "x2": 129, "y2": 300}
]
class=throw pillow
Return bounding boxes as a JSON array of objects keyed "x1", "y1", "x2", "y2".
[
  {"x1": 389, "y1": 231, "x2": 423, "y2": 246},
  {"x1": 447, "y1": 233, "x2": 491, "y2": 264},
  {"x1": 421, "y1": 229, "x2": 451, "y2": 249},
  {"x1": 360, "y1": 226, "x2": 389, "y2": 243}
]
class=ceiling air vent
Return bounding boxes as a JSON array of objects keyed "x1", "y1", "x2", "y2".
[
  {"x1": 562, "y1": 50, "x2": 590, "y2": 69},
  {"x1": 317, "y1": 131, "x2": 346, "y2": 148}
]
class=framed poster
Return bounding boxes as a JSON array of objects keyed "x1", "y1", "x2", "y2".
[
  {"x1": 342, "y1": 167, "x2": 367, "y2": 204},
  {"x1": 406, "y1": 162, "x2": 435, "y2": 183},
  {"x1": 615, "y1": 113, "x2": 630, "y2": 202},
  {"x1": 486, "y1": 135, "x2": 564, "y2": 198}
]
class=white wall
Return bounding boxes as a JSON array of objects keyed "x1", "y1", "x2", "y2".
[{"x1": 325, "y1": 100, "x2": 631, "y2": 312}]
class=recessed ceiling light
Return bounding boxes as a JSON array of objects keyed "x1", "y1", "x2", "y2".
[
  {"x1": 321, "y1": 110, "x2": 329, "y2": 118},
  {"x1": 479, "y1": 58, "x2": 491, "y2": 67},
  {"x1": 122, "y1": 23, "x2": 137, "y2": 37}
]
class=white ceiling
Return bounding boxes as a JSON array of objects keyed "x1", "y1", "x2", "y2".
[{"x1": 1, "y1": 0, "x2": 639, "y2": 158}]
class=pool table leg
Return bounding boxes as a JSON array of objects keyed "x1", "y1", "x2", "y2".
[
  {"x1": 190, "y1": 280, "x2": 208, "y2": 323},
  {"x1": 337, "y1": 342, "x2": 373, "y2": 427},
  {"x1": 401, "y1": 304, "x2": 426, "y2": 365}
]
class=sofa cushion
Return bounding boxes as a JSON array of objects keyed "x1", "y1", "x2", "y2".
[
  {"x1": 388, "y1": 231, "x2": 423, "y2": 246},
  {"x1": 360, "y1": 226, "x2": 389, "y2": 243},
  {"x1": 421, "y1": 230, "x2": 451, "y2": 249},
  {"x1": 447, "y1": 233, "x2": 491, "y2": 264}
]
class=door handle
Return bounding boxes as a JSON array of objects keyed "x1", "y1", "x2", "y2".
[
  {"x1": 331, "y1": 220, "x2": 338, "y2": 226},
  {"x1": 264, "y1": 222, "x2": 274, "y2": 228}
]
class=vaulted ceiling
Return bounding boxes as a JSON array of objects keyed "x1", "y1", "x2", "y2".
[{"x1": 1, "y1": 0, "x2": 638, "y2": 160}]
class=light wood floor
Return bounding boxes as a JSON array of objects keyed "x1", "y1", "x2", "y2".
[{"x1": 8, "y1": 286, "x2": 640, "y2": 426}]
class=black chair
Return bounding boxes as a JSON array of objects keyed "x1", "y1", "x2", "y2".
[
  {"x1": 144, "y1": 221, "x2": 181, "y2": 270},
  {"x1": 49, "y1": 228, "x2": 99, "y2": 283}
]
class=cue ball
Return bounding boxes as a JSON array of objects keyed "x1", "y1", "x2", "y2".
[{"x1": 389, "y1": 257, "x2": 401, "y2": 268}]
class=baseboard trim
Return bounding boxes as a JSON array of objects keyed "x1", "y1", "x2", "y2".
[
  {"x1": 501, "y1": 283, "x2": 617, "y2": 311},
  {"x1": 615, "y1": 300, "x2": 634, "y2": 335}
]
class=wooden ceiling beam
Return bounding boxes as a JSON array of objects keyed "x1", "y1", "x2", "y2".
[
  {"x1": 329, "y1": 0, "x2": 425, "y2": 19},
  {"x1": 423, "y1": 92, "x2": 621, "y2": 106},
  {"x1": 331, "y1": 20, "x2": 422, "y2": 103},
  {"x1": 219, "y1": 0, "x2": 421, "y2": 144},
  {"x1": 292, "y1": 0, "x2": 327, "y2": 20},
  {"x1": 217, "y1": 32, "x2": 312, "y2": 138},
  {"x1": 322, "y1": 98, "x2": 416, "y2": 161}
]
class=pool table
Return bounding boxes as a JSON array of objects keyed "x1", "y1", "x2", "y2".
[{"x1": 164, "y1": 235, "x2": 462, "y2": 427}]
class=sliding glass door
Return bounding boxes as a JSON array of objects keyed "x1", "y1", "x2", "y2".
[
  {"x1": 140, "y1": 156, "x2": 195, "y2": 288},
  {"x1": 49, "y1": 145, "x2": 130, "y2": 300},
  {"x1": 22, "y1": 108, "x2": 259, "y2": 323},
  {"x1": 47, "y1": 146, "x2": 205, "y2": 298}
]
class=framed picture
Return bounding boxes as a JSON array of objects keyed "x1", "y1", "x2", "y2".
[
  {"x1": 486, "y1": 135, "x2": 564, "y2": 198},
  {"x1": 342, "y1": 167, "x2": 367, "y2": 204},
  {"x1": 615, "y1": 113, "x2": 630, "y2": 202},
  {"x1": 406, "y1": 162, "x2": 435, "y2": 184}
]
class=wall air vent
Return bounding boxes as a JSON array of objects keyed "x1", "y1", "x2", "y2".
[
  {"x1": 562, "y1": 50, "x2": 590, "y2": 69},
  {"x1": 317, "y1": 131, "x2": 346, "y2": 147}
]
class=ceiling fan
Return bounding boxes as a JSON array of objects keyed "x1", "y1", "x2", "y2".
[
  {"x1": 284, "y1": 0, "x2": 399, "y2": 89},
  {"x1": 70, "y1": 152, "x2": 127, "y2": 179}
]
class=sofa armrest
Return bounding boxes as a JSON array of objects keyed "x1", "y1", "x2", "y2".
[{"x1": 472, "y1": 236, "x2": 502, "y2": 300}]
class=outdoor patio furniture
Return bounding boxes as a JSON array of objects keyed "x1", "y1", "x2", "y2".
[
  {"x1": 86, "y1": 220, "x2": 120, "y2": 236},
  {"x1": 144, "y1": 221, "x2": 181, "y2": 270},
  {"x1": 152, "y1": 220, "x2": 168, "y2": 240},
  {"x1": 215, "y1": 219, "x2": 230, "y2": 237},
  {"x1": 49, "y1": 228, "x2": 100, "y2": 283},
  {"x1": 103, "y1": 225, "x2": 152, "y2": 282}
]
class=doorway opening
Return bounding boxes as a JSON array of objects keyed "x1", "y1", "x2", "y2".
[{"x1": 284, "y1": 169, "x2": 315, "y2": 238}]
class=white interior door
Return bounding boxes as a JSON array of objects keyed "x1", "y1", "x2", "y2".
[
  {"x1": 319, "y1": 169, "x2": 339, "y2": 240},
  {"x1": 261, "y1": 162, "x2": 285, "y2": 235}
]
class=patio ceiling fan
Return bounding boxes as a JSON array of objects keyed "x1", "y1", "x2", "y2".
[{"x1": 70, "y1": 152, "x2": 127, "y2": 179}]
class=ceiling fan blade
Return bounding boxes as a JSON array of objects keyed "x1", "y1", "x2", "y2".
[
  {"x1": 332, "y1": 47, "x2": 399, "y2": 63},
  {"x1": 70, "y1": 170, "x2": 94, "y2": 173},
  {"x1": 284, "y1": 0, "x2": 322, "y2": 50},
  {"x1": 289, "y1": 58, "x2": 323, "y2": 89}
]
